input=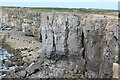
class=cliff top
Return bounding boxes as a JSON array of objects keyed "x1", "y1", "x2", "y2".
[{"x1": 1, "y1": 6, "x2": 118, "y2": 16}]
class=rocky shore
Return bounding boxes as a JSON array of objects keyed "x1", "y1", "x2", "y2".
[{"x1": 0, "y1": 7, "x2": 119, "y2": 79}]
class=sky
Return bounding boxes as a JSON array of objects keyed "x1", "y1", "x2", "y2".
[{"x1": 0, "y1": 0, "x2": 120, "y2": 10}]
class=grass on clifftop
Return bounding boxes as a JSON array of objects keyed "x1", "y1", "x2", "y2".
[{"x1": 1, "y1": 6, "x2": 118, "y2": 14}]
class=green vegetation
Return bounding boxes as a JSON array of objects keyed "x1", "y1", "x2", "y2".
[
  {"x1": 64, "y1": 70, "x2": 85, "y2": 79},
  {"x1": 64, "y1": 73, "x2": 84, "y2": 79},
  {"x1": 1, "y1": 6, "x2": 118, "y2": 13},
  {"x1": 25, "y1": 15, "x2": 33, "y2": 20},
  {"x1": 23, "y1": 7, "x2": 118, "y2": 14}
]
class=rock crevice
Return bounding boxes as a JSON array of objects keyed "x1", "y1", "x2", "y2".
[{"x1": 39, "y1": 13, "x2": 118, "y2": 78}]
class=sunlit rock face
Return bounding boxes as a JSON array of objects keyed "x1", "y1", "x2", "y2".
[
  {"x1": 39, "y1": 13, "x2": 118, "y2": 78},
  {"x1": 0, "y1": 9, "x2": 41, "y2": 40},
  {"x1": 40, "y1": 13, "x2": 83, "y2": 58},
  {"x1": 21, "y1": 12, "x2": 41, "y2": 40},
  {"x1": 40, "y1": 13, "x2": 85, "y2": 73},
  {"x1": 0, "y1": 9, "x2": 25, "y2": 30}
]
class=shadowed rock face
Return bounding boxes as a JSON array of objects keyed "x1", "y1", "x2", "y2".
[
  {"x1": 39, "y1": 13, "x2": 118, "y2": 78},
  {"x1": 83, "y1": 16, "x2": 118, "y2": 78}
]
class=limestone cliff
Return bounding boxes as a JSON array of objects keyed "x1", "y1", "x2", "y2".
[
  {"x1": 0, "y1": 8, "x2": 119, "y2": 78},
  {"x1": 39, "y1": 13, "x2": 118, "y2": 78}
]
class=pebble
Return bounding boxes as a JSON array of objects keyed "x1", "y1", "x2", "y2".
[
  {"x1": 4, "y1": 61, "x2": 13, "y2": 67},
  {"x1": 27, "y1": 47, "x2": 33, "y2": 52},
  {"x1": 16, "y1": 70, "x2": 27, "y2": 78}
]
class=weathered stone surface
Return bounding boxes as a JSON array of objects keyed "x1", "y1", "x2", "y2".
[
  {"x1": 4, "y1": 61, "x2": 14, "y2": 67},
  {"x1": 0, "y1": 8, "x2": 118, "y2": 78},
  {"x1": 82, "y1": 16, "x2": 118, "y2": 78},
  {"x1": 40, "y1": 13, "x2": 84, "y2": 59},
  {"x1": 16, "y1": 70, "x2": 27, "y2": 78},
  {"x1": 67, "y1": 15, "x2": 83, "y2": 56},
  {"x1": 25, "y1": 59, "x2": 44, "y2": 77},
  {"x1": 40, "y1": 13, "x2": 118, "y2": 78},
  {"x1": 68, "y1": 55, "x2": 85, "y2": 72},
  {"x1": 21, "y1": 12, "x2": 41, "y2": 40},
  {"x1": 39, "y1": 13, "x2": 86, "y2": 77}
]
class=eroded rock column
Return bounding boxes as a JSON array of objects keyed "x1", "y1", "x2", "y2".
[
  {"x1": 83, "y1": 16, "x2": 118, "y2": 78},
  {"x1": 40, "y1": 13, "x2": 85, "y2": 72},
  {"x1": 40, "y1": 13, "x2": 67, "y2": 59}
]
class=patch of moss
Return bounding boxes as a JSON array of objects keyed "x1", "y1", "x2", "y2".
[
  {"x1": 64, "y1": 70, "x2": 85, "y2": 79},
  {"x1": 2, "y1": 41, "x2": 14, "y2": 54},
  {"x1": 25, "y1": 15, "x2": 33, "y2": 20}
]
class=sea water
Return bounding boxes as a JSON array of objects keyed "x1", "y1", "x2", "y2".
[
  {"x1": 0, "y1": 49, "x2": 13, "y2": 61},
  {"x1": 0, "y1": 49, "x2": 14, "y2": 71}
]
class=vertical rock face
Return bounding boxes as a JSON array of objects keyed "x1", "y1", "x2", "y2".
[
  {"x1": 83, "y1": 16, "x2": 107, "y2": 78},
  {"x1": 22, "y1": 19, "x2": 33, "y2": 34},
  {"x1": 40, "y1": 13, "x2": 118, "y2": 78},
  {"x1": 41, "y1": 13, "x2": 66, "y2": 58},
  {"x1": 22, "y1": 12, "x2": 41, "y2": 40},
  {"x1": 118, "y1": 19, "x2": 120, "y2": 64},
  {"x1": 67, "y1": 15, "x2": 83, "y2": 56},
  {"x1": 0, "y1": 8, "x2": 41, "y2": 40},
  {"x1": 40, "y1": 13, "x2": 85, "y2": 73},
  {"x1": 0, "y1": 12, "x2": 8, "y2": 28},
  {"x1": 41, "y1": 13, "x2": 84, "y2": 59},
  {"x1": 0, "y1": 8, "x2": 118, "y2": 78},
  {"x1": 0, "y1": 8, "x2": 26, "y2": 29},
  {"x1": 82, "y1": 16, "x2": 118, "y2": 78}
]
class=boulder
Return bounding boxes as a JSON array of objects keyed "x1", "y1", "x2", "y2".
[{"x1": 16, "y1": 70, "x2": 27, "y2": 78}]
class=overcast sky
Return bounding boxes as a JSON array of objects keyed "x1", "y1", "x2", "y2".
[{"x1": 0, "y1": 0, "x2": 120, "y2": 10}]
